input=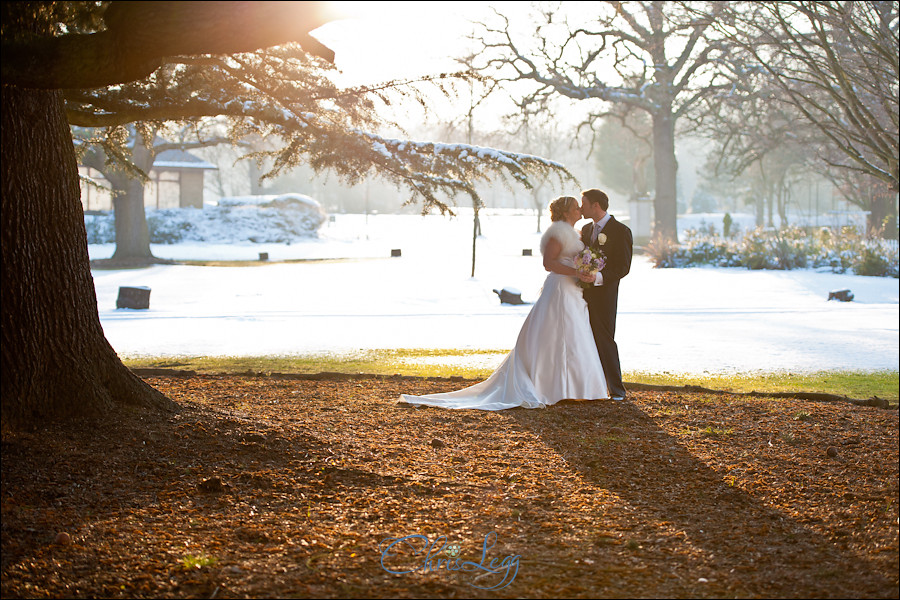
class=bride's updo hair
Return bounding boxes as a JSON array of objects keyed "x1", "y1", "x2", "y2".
[{"x1": 549, "y1": 196, "x2": 578, "y2": 222}]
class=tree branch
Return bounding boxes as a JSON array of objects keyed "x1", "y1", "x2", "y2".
[{"x1": 2, "y1": 1, "x2": 337, "y2": 89}]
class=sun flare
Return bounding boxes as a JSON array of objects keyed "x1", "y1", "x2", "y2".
[{"x1": 323, "y1": 1, "x2": 390, "y2": 20}]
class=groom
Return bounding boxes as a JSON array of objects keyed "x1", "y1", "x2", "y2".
[{"x1": 580, "y1": 189, "x2": 633, "y2": 400}]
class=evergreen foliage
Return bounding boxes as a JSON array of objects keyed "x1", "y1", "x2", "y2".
[{"x1": 34, "y1": 2, "x2": 575, "y2": 216}]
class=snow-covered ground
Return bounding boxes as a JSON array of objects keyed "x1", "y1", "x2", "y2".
[{"x1": 89, "y1": 211, "x2": 899, "y2": 375}]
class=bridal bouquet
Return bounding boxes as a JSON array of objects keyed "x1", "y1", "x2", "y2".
[{"x1": 575, "y1": 247, "x2": 607, "y2": 289}]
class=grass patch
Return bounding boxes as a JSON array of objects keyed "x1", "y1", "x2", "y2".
[
  {"x1": 175, "y1": 257, "x2": 366, "y2": 267},
  {"x1": 625, "y1": 369, "x2": 898, "y2": 406},
  {"x1": 779, "y1": 432, "x2": 799, "y2": 445},
  {"x1": 180, "y1": 554, "x2": 217, "y2": 570},
  {"x1": 122, "y1": 349, "x2": 508, "y2": 380},
  {"x1": 597, "y1": 434, "x2": 629, "y2": 445},
  {"x1": 121, "y1": 352, "x2": 899, "y2": 405},
  {"x1": 677, "y1": 426, "x2": 735, "y2": 438},
  {"x1": 700, "y1": 425, "x2": 735, "y2": 437}
]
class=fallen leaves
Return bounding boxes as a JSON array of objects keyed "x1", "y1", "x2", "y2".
[{"x1": 1, "y1": 374, "x2": 897, "y2": 598}]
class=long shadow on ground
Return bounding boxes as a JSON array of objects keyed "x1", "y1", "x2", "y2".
[{"x1": 505, "y1": 397, "x2": 896, "y2": 598}]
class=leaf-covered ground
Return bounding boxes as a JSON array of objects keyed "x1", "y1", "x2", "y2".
[{"x1": 2, "y1": 374, "x2": 898, "y2": 598}]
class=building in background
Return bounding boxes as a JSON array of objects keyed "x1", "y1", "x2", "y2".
[{"x1": 80, "y1": 149, "x2": 217, "y2": 212}]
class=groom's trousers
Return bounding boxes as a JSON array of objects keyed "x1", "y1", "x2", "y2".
[{"x1": 585, "y1": 281, "x2": 626, "y2": 398}]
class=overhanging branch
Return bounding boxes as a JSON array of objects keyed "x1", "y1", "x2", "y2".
[{"x1": 2, "y1": 1, "x2": 336, "y2": 90}]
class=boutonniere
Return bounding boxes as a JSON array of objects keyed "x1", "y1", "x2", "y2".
[{"x1": 596, "y1": 233, "x2": 607, "y2": 245}]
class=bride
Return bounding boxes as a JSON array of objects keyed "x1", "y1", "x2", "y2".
[{"x1": 399, "y1": 196, "x2": 609, "y2": 410}]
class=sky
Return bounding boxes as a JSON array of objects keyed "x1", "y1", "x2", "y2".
[
  {"x1": 314, "y1": 2, "x2": 508, "y2": 83},
  {"x1": 89, "y1": 212, "x2": 900, "y2": 375},
  {"x1": 310, "y1": 2, "x2": 551, "y2": 127}
]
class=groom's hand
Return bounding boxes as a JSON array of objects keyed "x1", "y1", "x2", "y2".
[{"x1": 577, "y1": 272, "x2": 595, "y2": 283}]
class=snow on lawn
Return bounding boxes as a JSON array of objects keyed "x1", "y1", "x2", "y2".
[{"x1": 90, "y1": 212, "x2": 899, "y2": 374}]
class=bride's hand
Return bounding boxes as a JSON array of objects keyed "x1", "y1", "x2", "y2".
[{"x1": 577, "y1": 272, "x2": 595, "y2": 283}]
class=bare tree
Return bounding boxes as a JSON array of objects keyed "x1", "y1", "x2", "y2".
[
  {"x1": 592, "y1": 107, "x2": 655, "y2": 204},
  {"x1": 824, "y1": 168, "x2": 899, "y2": 238},
  {"x1": 710, "y1": 2, "x2": 899, "y2": 197},
  {"x1": 695, "y1": 1, "x2": 899, "y2": 233},
  {"x1": 517, "y1": 109, "x2": 578, "y2": 233},
  {"x1": 472, "y1": 1, "x2": 739, "y2": 242},
  {"x1": 702, "y1": 87, "x2": 821, "y2": 227}
]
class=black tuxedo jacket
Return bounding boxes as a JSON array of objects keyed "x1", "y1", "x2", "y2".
[{"x1": 580, "y1": 215, "x2": 633, "y2": 298}]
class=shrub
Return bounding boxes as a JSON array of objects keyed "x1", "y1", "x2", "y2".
[
  {"x1": 741, "y1": 226, "x2": 827, "y2": 270},
  {"x1": 681, "y1": 229, "x2": 741, "y2": 267},
  {"x1": 84, "y1": 212, "x2": 115, "y2": 244},
  {"x1": 83, "y1": 200, "x2": 327, "y2": 245},
  {"x1": 770, "y1": 226, "x2": 815, "y2": 270},
  {"x1": 738, "y1": 228, "x2": 778, "y2": 270},
  {"x1": 653, "y1": 225, "x2": 897, "y2": 277},
  {"x1": 147, "y1": 211, "x2": 193, "y2": 243},
  {"x1": 813, "y1": 226, "x2": 862, "y2": 273},
  {"x1": 854, "y1": 247, "x2": 891, "y2": 276},
  {"x1": 645, "y1": 234, "x2": 689, "y2": 268},
  {"x1": 852, "y1": 241, "x2": 899, "y2": 278}
]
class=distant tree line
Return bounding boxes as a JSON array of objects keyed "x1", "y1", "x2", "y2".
[{"x1": 470, "y1": 1, "x2": 898, "y2": 240}]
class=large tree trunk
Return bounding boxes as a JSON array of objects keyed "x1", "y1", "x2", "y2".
[
  {"x1": 79, "y1": 133, "x2": 155, "y2": 262},
  {"x1": 111, "y1": 137, "x2": 153, "y2": 261},
  {"x1": 1, "y1": 85, "x2": 178, "y2": 428},
  {"x1": 755, "y1": 191, "x2": 765, "y2": 228},
  {"x1": 111, "y1": 178, "x2": 153, "y2": 260},
  {"x1": 777, "y1": 181, "x2": 789, "y2": 227},
  {"x1": 652, "y1": 109, "x2": 678, "y2": 243},
  {"x1": 868, "y1": 191, "x2": 896, "y2": 238}
]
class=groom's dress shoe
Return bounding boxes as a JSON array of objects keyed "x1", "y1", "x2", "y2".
[{"x1": 611, "y1": 395, "x2": 626, "y2": 401}]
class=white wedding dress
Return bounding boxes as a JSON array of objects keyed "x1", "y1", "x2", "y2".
[{"x1": 399, "y1": 221, "x2": 609, "y2": 410}]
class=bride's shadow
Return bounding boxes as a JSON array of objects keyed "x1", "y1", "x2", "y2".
[{"x1": 504, "y1": 398, "x2": 893, "y2": 597}]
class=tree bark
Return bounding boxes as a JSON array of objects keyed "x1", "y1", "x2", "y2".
[
  {"x1": 111, "y1": 177, "x2": 153, "y2": 260},
  {"x1": 111, "y1": 136, "x2": 153, "y2": 261},
  {"x1": 868, "y1": 192, "x2": 895, "y2": 237},
  {"x1": 79, "y1": 135, "x2": 155, "y2": 261},
  {"x1": 1, "y1": 85, "x2": 177, "y2": 429},
  {"x1": 652, "y1": 109, "x2": 678, "y2": 242}
]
